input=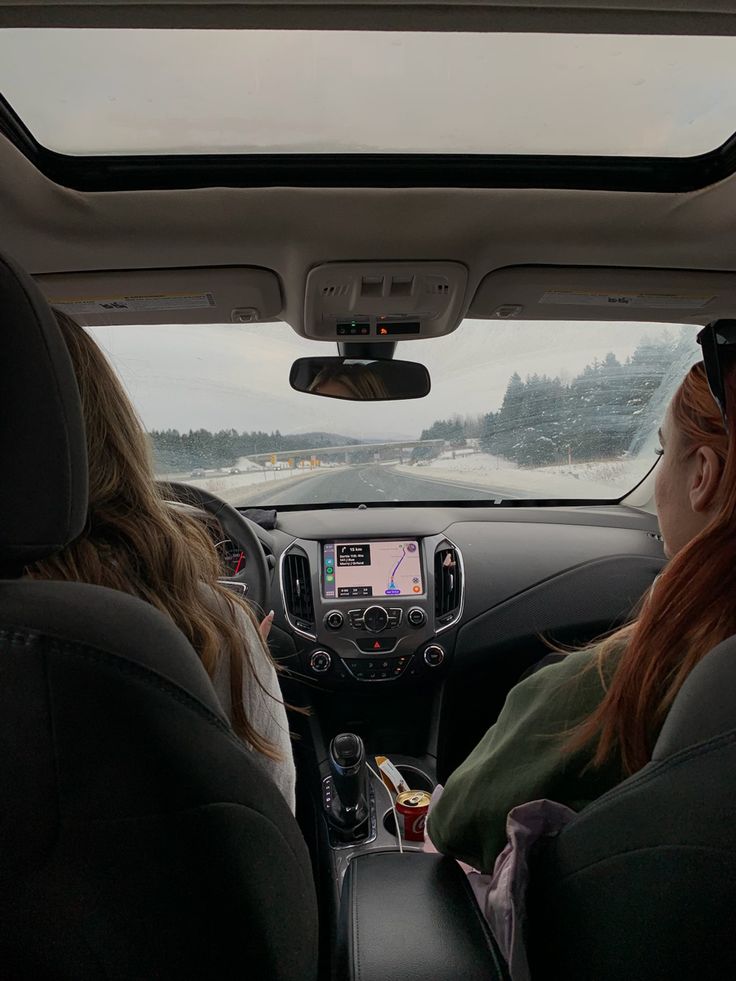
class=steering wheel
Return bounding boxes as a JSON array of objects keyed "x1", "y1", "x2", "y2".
[{"x1": 160, "y1": 482, "x2": 271, "y2": 613}]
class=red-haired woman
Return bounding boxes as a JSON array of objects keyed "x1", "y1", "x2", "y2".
[{"x1": 428, "y1": 334, "x2": 736, "y2": 874}]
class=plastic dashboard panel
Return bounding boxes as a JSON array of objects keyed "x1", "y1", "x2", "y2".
[
  {"x1": 455, "y1": 553, "x2": 664, "y2": 671},
  {"x1": 432, "y1": 520, "x2": 663, "y2": 624},
  {"x1": 271, "y1": 506, "x2": 665, "y2": 675}
]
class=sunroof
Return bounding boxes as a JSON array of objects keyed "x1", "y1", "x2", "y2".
[{"x1": 2, "y1": 29, "x2": 736, "y2": 158}]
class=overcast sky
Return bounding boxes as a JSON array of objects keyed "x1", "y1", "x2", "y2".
[
  {"x1": 2, "y1": 29, "x2": 736, "y2": 155},
  {"x1": 89, "y1": 319, "x2": 697, "y2": 439}
]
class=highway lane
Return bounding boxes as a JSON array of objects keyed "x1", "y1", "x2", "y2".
[{"x1": 237, "y1": 463, "x2": 522, "y2": 507}]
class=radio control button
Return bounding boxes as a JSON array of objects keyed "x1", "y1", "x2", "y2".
[
  {"x1": 387, "y1": 607, "x2": 403, "y2": 626},
  {"x1": 407, "y1": 607, "x2": 426, "y2": 628},
  {"x1": 363, "y1": 606, "x2": 389, "y2": 632},
  {"x1": 325, "y1": 610, "x2": 344, "y2": 630},
  {"x1": 348, "y1": 609, "x2": 365, "y2": 629},
  {"x1": 309, "y1": 650, "x2": 332, "y2": 673},
  {"x1": 423, "y1": 644, "x2": 445, "y2": 668}
]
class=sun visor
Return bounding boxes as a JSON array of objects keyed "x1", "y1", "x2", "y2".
[
  {"x1": 34, "y1": 267, "x2": 282, "y2": 326},
  {"x1": 469, "y1": 266, "x2": 736, "y2": 325},
  {"x1": 303, "y1": 261, "x2": 468, "y2": 342}
]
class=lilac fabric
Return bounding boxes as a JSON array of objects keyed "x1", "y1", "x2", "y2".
[{"x1": 425, "y1": 786, "x2": 574, "y2": 981}]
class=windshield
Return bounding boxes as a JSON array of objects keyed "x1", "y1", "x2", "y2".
[{"x1": 90, "y1": 318, "x2": 701, "y2": 508}]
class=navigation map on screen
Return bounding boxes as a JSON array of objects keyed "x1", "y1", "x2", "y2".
[{"x1": 322, "y1": 540, "x2": 423, "y2": 599}]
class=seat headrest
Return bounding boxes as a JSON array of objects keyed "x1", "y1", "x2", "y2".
[
  {"x1": 0, "y1": 251, "x2": 88, "y2": 574},
  {"x1": 653, "y1": 633, "x2": 736, "y2": 759}
]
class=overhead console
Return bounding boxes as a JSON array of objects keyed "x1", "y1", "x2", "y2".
[
  {"x1": 280, "y1": 535, "x2": 464, "y2": 687},
  {"x1": 302, "y1": 261, "x2": 468, "y2": 341},
  {"x1": 469, "y1": 265, "x2": 736, "y2": 325}
]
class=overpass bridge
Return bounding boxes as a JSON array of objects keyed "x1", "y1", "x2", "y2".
[{"x1": 247, "y1": 439, "x2": 444, "y2": 465}]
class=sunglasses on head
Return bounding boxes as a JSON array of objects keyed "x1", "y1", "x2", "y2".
[{"x1": 696, "y1": 320, "x2": 736, "y2": 426}]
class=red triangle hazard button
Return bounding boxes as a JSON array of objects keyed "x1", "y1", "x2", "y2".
[{"x1": 373, "y1": 641, "x2": 381, "y2": 650}]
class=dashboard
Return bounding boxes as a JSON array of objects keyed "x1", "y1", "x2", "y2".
[
  {"x1": 240, "y1": 504, "x2": 667, "y2": 692},
  {"x1": 280, "y1": 532, "x2": 461, "y2": 683}
]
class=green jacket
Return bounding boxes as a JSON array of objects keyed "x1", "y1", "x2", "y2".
[{"x1": 427, "y1": 648, "x2": 625, "y2": 873}]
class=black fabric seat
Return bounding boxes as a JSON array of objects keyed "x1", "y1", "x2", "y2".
[
  {"x1": 527, "y1": 633, "x2": 736, "y2": 981},
  {"x1": 0, "y1": 252, "x2": 318, "y2": 980}
]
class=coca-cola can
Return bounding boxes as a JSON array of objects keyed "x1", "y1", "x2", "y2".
[{"x1": 395, "y1": 790, "x2": 431, "y2": 841}]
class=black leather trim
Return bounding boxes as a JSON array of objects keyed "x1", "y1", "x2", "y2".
[{"x1": 338, "y1": 850, "x2": 509, "y2": 981}]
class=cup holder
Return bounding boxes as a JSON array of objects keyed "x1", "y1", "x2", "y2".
[
  {"x1": 395, "y1": 765, "x2": 434, "y2": 793},
  {"x1": 380, "y1": 765, "x2": 435, "y2": 840},
  {"x1": 383, "y1": 810, "x2": 402, "y2": 837}
]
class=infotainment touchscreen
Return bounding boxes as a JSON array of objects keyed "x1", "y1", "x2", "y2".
[{"x1": 322, "y1": 540, "x2": 424, "y2": 600}]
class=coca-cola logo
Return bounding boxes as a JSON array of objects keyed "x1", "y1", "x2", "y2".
[{"x1": 411, "y1": 813, "x2": 427, "y2": 835}]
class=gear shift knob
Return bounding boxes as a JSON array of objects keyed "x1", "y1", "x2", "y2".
[
  {"x1": 332, "y1": 732, "x2": 364, "y2": 770},
  {"x1": 328, "y1": 733, "x2": 368, "y2": 830}
]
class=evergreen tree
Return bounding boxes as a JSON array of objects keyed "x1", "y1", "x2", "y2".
[{"x1": 417, "y1": 329, "x2": 700, "y2": 469}]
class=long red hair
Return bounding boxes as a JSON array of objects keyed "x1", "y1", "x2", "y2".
[{"x1": 571, "y1": 354, "x2": 736, "y2": 775}]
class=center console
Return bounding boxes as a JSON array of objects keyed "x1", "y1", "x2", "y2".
[
  {"x1": 319, "y1": 732, "x2": 509, "y2": 981},
  {"x1": 280, "y1": 534, "x2": 464, "y2": 688},
  {"x1": 337, "y1": 851, "x2": 509, "y2": 981},
  {"x1": 277, "y1": 532, "x2": 480, "y2": 975}
]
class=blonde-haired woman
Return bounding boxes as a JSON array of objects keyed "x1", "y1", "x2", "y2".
[{"x1": 27, "y1": 310, "x2": 296, "y2": 812}]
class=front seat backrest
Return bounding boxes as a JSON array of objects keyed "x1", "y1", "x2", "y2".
[
  {"x1": 527, "y1": 634, "x2": 736, "y2": 981},
  {"x1": 0, "y1": 252, "x2": 318, "y2": 981},
  {"x1": 0, "y1": 252, "x2": 87, "y2": 576}
]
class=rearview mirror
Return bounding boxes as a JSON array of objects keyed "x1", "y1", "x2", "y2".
[{"x1": 290, "y1": 357, "x2": 431, "y2": 401}]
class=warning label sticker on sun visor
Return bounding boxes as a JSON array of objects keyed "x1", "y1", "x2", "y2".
[
  {"x1": 50, "y1": 292, "x2": 216, "y2": 315},
  {"x1": 539, "y1": 289, "x2": 714, "y2": 310}
]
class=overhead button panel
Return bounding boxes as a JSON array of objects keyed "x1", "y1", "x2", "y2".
[{"x1": 303, "y1": 261, "x2": 468, "y2": 342}]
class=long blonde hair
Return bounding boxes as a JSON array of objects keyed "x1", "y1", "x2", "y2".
[{"x1": 27, "y1": 310, "x2": 282, "y2": 760}]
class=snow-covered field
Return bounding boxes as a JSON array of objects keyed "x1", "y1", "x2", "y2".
[
  {"x1": 397, "y1": 452, "x2": 648, "y2": 499},
  {"x1": 234, "y1": 457, "x2": 265, "y2": 472},
  {"x1": 160, "y1": 465, "x2": 344, "y2": 504}
]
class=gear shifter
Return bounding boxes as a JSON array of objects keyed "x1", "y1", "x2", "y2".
[{"x1": 326, "y1": 732, "x2": 369, "y2": 840}]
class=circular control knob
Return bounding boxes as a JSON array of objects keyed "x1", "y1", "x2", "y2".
[
  {"x1": 325, "y1": 610, "x2": 344, "y2": 630},
  {"x1": 407, "y1": 607, "x2": 427, "y2": 628},
  {"x1": 309, "y1": 650, "x2": 332, "y2": 674},
  {"x1": 423, "y1": 644, "x2": 446, "y2": 668},
  {"x1": 362, "y1": 606, "x2": 389, "y2": 633}
]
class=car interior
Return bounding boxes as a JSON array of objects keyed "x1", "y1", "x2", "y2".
[{"x1": 3, "y1": 1, "x2": 736, "y2": 979}]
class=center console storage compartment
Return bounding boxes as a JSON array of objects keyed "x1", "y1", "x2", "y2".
[
  {"x1": 336, "y1": 851, "x2": 509, "y2": 981},
  {"x1": 315, "y1": 688, "x2": 436, "y2": 758}
]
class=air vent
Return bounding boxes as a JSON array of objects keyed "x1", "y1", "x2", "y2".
[
  {"x1": 282, "y1": 548, "x2": 315, "y2": 633},
  {"x1": 434, "y1": 542, "x2": 462, "y2": 628},
  {"x1": 322, "y1": 284, "x2": 350, "y2": 298}
]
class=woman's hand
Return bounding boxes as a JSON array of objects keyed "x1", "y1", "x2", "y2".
[{"x1": 259, "y1": 610, "x2": 275, "y2": 641}]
